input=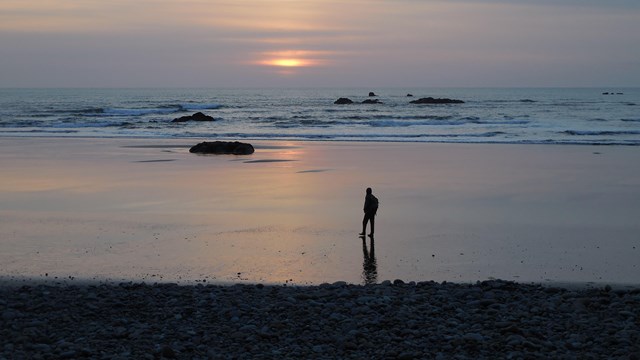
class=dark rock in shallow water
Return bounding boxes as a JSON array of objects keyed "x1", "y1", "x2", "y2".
[
  {"x1": 334, "y1": 97, "x2": 354, "y2": 104},
  {"x1": 362, "y1": 99, "x2": 383, "y2": 104},
  {"x1": 410, "y1": 97, "x2": 464, "y2": 104},
  {"x1": 406, "y1": 93, "x2": 414, "y2": 97},
  {"x1": 368, "y1": 92, "x2": 377, "y2": 97},
  {"x1": 172, "y1": 112, "x2": 215, "y2": 123},
  {"x1": 189, "y1": 141, "x2": 254, "y2": 155}
]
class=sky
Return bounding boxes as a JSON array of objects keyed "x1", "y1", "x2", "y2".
[{"x1": 1, "y1": 0, "x2": 639, "y2": 88}]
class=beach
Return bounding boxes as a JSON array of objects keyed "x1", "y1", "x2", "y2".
[
  {"x1": 2, "y1": 280, "x2": 639, "y2": 359},
  {"x1": 1, "y1": 137, "x2": 639, "y2": 287},
  {"x1": 3, "y1": 0, "x2": 639, "y2": 355},
  {"x1": 1, "y1": 137, "x2": 640, "y2": 358}
]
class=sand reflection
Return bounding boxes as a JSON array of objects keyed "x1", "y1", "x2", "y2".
[
  {"x1": 1, "y1": 138, "x2": 640, "y2": 286},
  {"x1": 362, "y1": 236, "x2": 377, "y2": 285}
]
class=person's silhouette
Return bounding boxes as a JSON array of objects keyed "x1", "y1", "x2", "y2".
[
  {"x1": 362, "y1": 236, "x2": 378, "y2": 285},
  {"x1": 359, "y1": 187, "x2": 378, "y2": 237}
]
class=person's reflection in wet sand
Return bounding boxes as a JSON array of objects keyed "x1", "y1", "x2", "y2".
[{"x1": 362, "y1": 236, "x2": 378, "y2": 285}]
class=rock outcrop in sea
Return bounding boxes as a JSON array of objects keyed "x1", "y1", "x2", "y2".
[
  {"x1": 172, "y1": 112, "x2": 216, "y2": 123},
  {"x1": 189, "y1": 141, "x2": 255, "y2": 155},
  {"x1": 410, "y1": 97, "x2": 464, "y2": 104},
  {"x1": 362, "y1": 99, "x2": 383, "y2": 104},
  {"x1": 334, "y1": 98, "x2": 354, "y2": 105}
]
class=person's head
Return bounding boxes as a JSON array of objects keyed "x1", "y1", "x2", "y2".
[{"x1": 366, "y1": 187, "x2": 372, "y2": 195}]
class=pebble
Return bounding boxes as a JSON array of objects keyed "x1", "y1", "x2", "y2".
[
  {"x1": 0, "y1": 280, "x2": 639, "y2": 358},
  {"x1": 58, "y1": 350, "x2": 77, "y2": 359},
  {"x1": 2, "y1": 310, "x2": 18, "y2": 321},
  {"x1": 463, "y1": 333, "x2": 484, "y2": 342}
]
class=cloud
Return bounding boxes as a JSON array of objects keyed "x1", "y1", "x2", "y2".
[
  {"x1": 1, "y1": 0, "x2": 638, "y2": 87},
  {"x1": 419, "y1": 0, "x2": 640, "y2": 9}
]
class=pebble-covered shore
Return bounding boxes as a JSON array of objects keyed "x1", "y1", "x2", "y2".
[{"x1": 1, "y1": 280, "x2": 639, "y2": 359}]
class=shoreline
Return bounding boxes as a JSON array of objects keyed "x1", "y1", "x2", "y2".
[
  {"x1": 2, "y1": 279, "x2": 639, "y2": 358},
  {"x1": 2, "y1": 274, "x2": 640, "y2": 292},
  {"x1": 2, "y1": 134, "x2": 640, "y2": 147}
]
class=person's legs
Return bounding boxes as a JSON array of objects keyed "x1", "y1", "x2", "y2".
[
  {"x1": 360, "y1": 213, "x2": 370, "y2": 235},
  {"x1": 369, "y1": 215, "x2": 375, "y2": 236}
]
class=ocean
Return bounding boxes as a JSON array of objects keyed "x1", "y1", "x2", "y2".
[{"x1": 1, "y1": 87, "x2": 638, "y2": 145}]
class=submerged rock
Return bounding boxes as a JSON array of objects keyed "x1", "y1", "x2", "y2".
[
  {"x1": 409, "y1": 97, "x2": 464, "y2": 104},
  {"x1": 368, "y1": 92, "x2": 377, "y2": 97},
  {"x1": 406, "y1": 93, "x2": 414, "y2": 97},
  {"x1": 172, "y1": 112, "x2": 216, "y2": 123},
  {"x1": 362, "y1": 99, "x2": 383, "y2": 104},
  {"x1": 334, "y1": 97, "x2": 354, "y2": 104},
  {"x1": 189, "y1": 141, "x2": 254, "y2": 155}
]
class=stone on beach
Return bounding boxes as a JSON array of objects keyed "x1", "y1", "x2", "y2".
[
  {"x1": 409, "y1": 97, "x2": 465, "y2": 104},
  {"x1": 189, "y1": 141, "x2": 255, "y2": 155},
  {"x1": 172, "y1": 112, "x2": 216, "y2": 123}
]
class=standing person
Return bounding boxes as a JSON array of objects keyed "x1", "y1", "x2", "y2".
[{"x1": 360, "y1": 187, "x2": 378, "y2": 237}]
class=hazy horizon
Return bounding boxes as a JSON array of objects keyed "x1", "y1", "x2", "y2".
[
  {"x1": 2, "y1": 86, "x2": 640, "y2": 90},
  {"x1": 2, "y1": 0, "x2": 639, "y2": 88}
]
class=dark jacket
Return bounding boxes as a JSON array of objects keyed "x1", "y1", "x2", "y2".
[{"x1": 364, "y1": 193, "x2": 377, "y2": 215}]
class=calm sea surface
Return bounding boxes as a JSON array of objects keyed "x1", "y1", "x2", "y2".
[{"x1": 1, "y1": 88, "x2": 638, "y2": 145}]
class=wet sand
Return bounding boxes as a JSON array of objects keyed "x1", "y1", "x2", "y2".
[{"x1": 0, "y1": 137, "x2": 639, "y2": 287}]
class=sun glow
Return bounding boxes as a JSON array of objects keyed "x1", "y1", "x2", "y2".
[
  {"x1": 255, "y1": 50, "x2": 330, "y2": 70},
  {"x1": 274, "y1": 58, "x2": 305, "y2": 67},
  {"x1": 263, "y1": 58, "x2": 308, "y2": 67}
]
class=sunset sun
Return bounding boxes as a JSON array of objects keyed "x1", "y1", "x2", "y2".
[
  {"x1": 266, "y1": 58, "x2": 306, "y2": 67},
  {"x1": 255, "y1": 50, "x2": 329, "y2": 71}
]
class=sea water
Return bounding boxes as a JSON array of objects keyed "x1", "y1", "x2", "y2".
[{"x1": 0, "y1": 87, "x2": 638, "y2": 145}]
